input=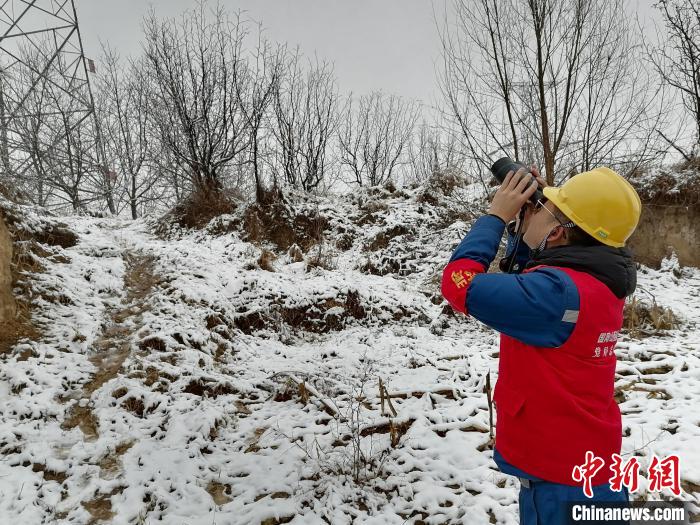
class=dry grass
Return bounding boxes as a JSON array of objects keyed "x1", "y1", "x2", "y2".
[
  {"x1": 288, "y1": 243, "x2": 304, "y2": 263},
  {"x1": 138, "y1": 336, "x2": 167, "y2": 352},
  {"x1": 82, "y1": 495, "x2": 115, "y2": 524},
  {"x1": 0, "y1": 312, "x2": 38, "y2": 355},
  {"x1": 31, "y1": 224, "x2": 77, "y2": 249},
  {"x1": 345, "y1": 290, "x2": 366, "y2": 320},
  {"x1": 629, "y1": 161, "x2": 700, "y2": 208},
  {"x1": 305, "y1": 243, "x2": 337, "y2": 271},
  {"x1": 81, "y1": 486, "x2": 125, "y2": 525},
  {"x1": 206, "y1": 480, "x2": 233, "y2": 506},
  {"x1": 182, "y1": 379, "x2": 237, "y2": 398},
  {"x1": 111, "y1": 387, "x2": 128, "y2": 399},
  {"x1": 258, "y1": 249, "x2": 277, "y2": 272},
  {"x1": 157, "y1": 187, "x2": 240, "y2": 232},
  {"x1": 32, "y1": 462, "x2": 68, "y2": 484},
  {"x1": 61, "y1": 403, "x2": 99, "y2": 441},
  {"x1": 623, "y1": 296, "x2": 679, "y2": 337},
  {"x1": 244, "y1": 427, "x2": 268, "y2": 454},
  {"x1": 615, "y1": 379, "x2": 673, "y2": 403},
  {"x1": 416, "y1": 170, "x2": 465, "y2": 205},
  {"x1": 121, "y1": 396, "x2": 145, "y2": 417},
  {"x1": 231, "y1": 289, "x2": 426, "y2": 336},
  {"x1": 674, "y1": 155, "x2": 700, "y2": 172},
  {"x1": 335, "y1": 233, "x2": 354, "y2": 251},
  {"x1": 238, "y1": 189, "x2": 329, "y2": 252},
  {"x1": 260, "y1": 516, "x2": 294, "y2": 525},
  {"x1": 0, "y1": 181, "x2": 14, "y2": 200},
  {"x1": 98, "y1": 441, "x2": 135, "y2": 477},
  {"x1": 364, "y1": 225, "x2": 411, "y2": 253},
  {"x1": 144, "y1": 366, "x2": 178, "y2": 388}
]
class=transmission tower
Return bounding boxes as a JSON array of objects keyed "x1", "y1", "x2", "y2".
[{"x1": 0, "y1": 0, "x2": 105, "y2": 192}]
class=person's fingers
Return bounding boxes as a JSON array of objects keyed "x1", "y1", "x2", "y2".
[
  {"x1": 502, "y1": 170, "x2": 515, "y2": 189},
  {"x1": 506, "y1": 168, "x2": 524, "y2": 192},
  {"x1": 530, "y1": 164, "x2": 540, "y2": 177},
  {"x1": 515, "y1": 170, "x2": 533, "y2": 192},
  {"x1": 535, "y1": 175, "x2": 547, "y2": 188},
  {"x1": 522, "y1": 179, "x2": 538, "y2": 200}
]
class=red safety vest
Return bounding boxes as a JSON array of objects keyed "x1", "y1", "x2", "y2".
[{"x1": 494, "y1": 265, "x2": 623, "y2": 486}]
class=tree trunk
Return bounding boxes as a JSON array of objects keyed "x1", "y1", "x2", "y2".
[
  {"x1": 131, "y1": 174, "x2": 138, "y2": 219},
  {"x1": 0, "y1": 82, "x2": 10, "y2": 177},
  {"x1": 105, "y1": 182, "x2": 116, "y2": 214}
]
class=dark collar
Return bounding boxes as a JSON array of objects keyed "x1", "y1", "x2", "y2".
[{"x1": 526, "y1": 245, "x2": 637, "y2": 299}]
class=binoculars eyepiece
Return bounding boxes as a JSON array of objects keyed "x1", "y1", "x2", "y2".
[{"x1": 490, "y1": 156, "x2": 544, "y2": 204}]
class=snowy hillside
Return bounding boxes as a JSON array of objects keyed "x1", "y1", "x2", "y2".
[{"x1": 1, "y1": 178, "x2": 699, "y2": 524}]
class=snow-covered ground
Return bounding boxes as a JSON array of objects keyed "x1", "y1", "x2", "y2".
[{"x1": 1, "y1": 181, "x2": 699, "y2": 524}]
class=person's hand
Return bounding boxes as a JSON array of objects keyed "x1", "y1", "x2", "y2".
[
  {"x1": 488, "y1": 167, "x2": 538, "y2": 223},
  {"x1": 517, "y1": 164, "x2": 547, "y2": 230},
  {"x1": 529, "y1": 164, "x2": 547, "y2": 190}
]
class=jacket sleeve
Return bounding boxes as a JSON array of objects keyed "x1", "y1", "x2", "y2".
[{"x1": 441, "y1": 215, "x2": 580, "y2": 348}]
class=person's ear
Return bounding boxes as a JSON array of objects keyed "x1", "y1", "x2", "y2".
[{"x1": 547, "y1": 225, "x2": 566, "y2": 243}]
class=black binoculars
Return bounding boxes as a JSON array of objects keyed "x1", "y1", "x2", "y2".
[{"x1": 490, "y1": 157, "x2": 544, "y2": 204}]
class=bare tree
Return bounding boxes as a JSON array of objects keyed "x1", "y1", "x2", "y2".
[
  {"x1": 0, "y1": 74, "x2": 11, "y2": 178},
  {"x1": 439, "y1": 0, "x2": 662, "y2": 184},
  {"x1": 142, "y1": 4, "x2": 251, "y2": 195},
  {"x1": 38, "y1": 102, "x2": 94, "y2": 211},
  {"x1": 272, "y1": 51, "x2": 340, "y2": 192},
  {"x1": 649, "y1": 0, "x2": 700, "y2": 160},
  {"x1": 151, "y1": 142, "x2": 191, "y2": 205},
  {"x1": 4, "y1": 57, "x2": 53, "y2": 205},
  {"x1": 238, "y1": 29, "x2": 284, "y2": 202},
  {"x1": 96, "y1": 49, "x2": 159, "y2": 218},
  {"x1": 47, "y1": 86, "x2": 97, "y2": 211},
  {"x1": 408, "y1": 119, "x2": 467, "y2": 183},
  {"x1": 338, "y1": 91, "x2": 419, "y2": 186}
]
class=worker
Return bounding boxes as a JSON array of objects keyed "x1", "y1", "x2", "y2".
[{"x1": 441, "y1": 165, "x2": 641, "y2": 524}]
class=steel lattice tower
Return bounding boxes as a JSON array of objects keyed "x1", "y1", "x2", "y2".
[{"x1": 0, "y1": 0, "x2": 104, "y2": 188}]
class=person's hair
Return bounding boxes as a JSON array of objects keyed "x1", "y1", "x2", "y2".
[{"x1": 553, "y1": 208, "x2": 605, "y2": 247}]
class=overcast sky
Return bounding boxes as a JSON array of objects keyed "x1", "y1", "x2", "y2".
[{"x1": 75, "y1": 0, "x2": 661, "y2": 110}]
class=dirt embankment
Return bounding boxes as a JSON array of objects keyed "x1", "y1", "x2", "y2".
[
  {"x1": 629, "y1": 204, "x2": 700, "y2": 268},
  {"x1": 627, "y1": 164, "x2": 700, "y2": 268},
  {"x1": 0, "y1": 213, "x2": 17, "y2": 326}
]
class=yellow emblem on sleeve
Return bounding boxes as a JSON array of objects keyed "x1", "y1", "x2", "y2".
[{"x1": 451, "y1": 270, "x2": 475, "y2": 289}]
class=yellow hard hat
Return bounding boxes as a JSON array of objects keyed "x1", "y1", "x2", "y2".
[{"x1": 542, "y1": 167, "x2": 641, "y2": 248}]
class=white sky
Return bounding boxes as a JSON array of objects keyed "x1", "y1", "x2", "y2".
[{"x1": 75, "y1": 0, "x2": 662, "y2": 109}]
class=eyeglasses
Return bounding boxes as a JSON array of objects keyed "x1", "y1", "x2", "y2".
[{"x1": 535, "y1": 198, "x2": 575, "y2": 228}]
